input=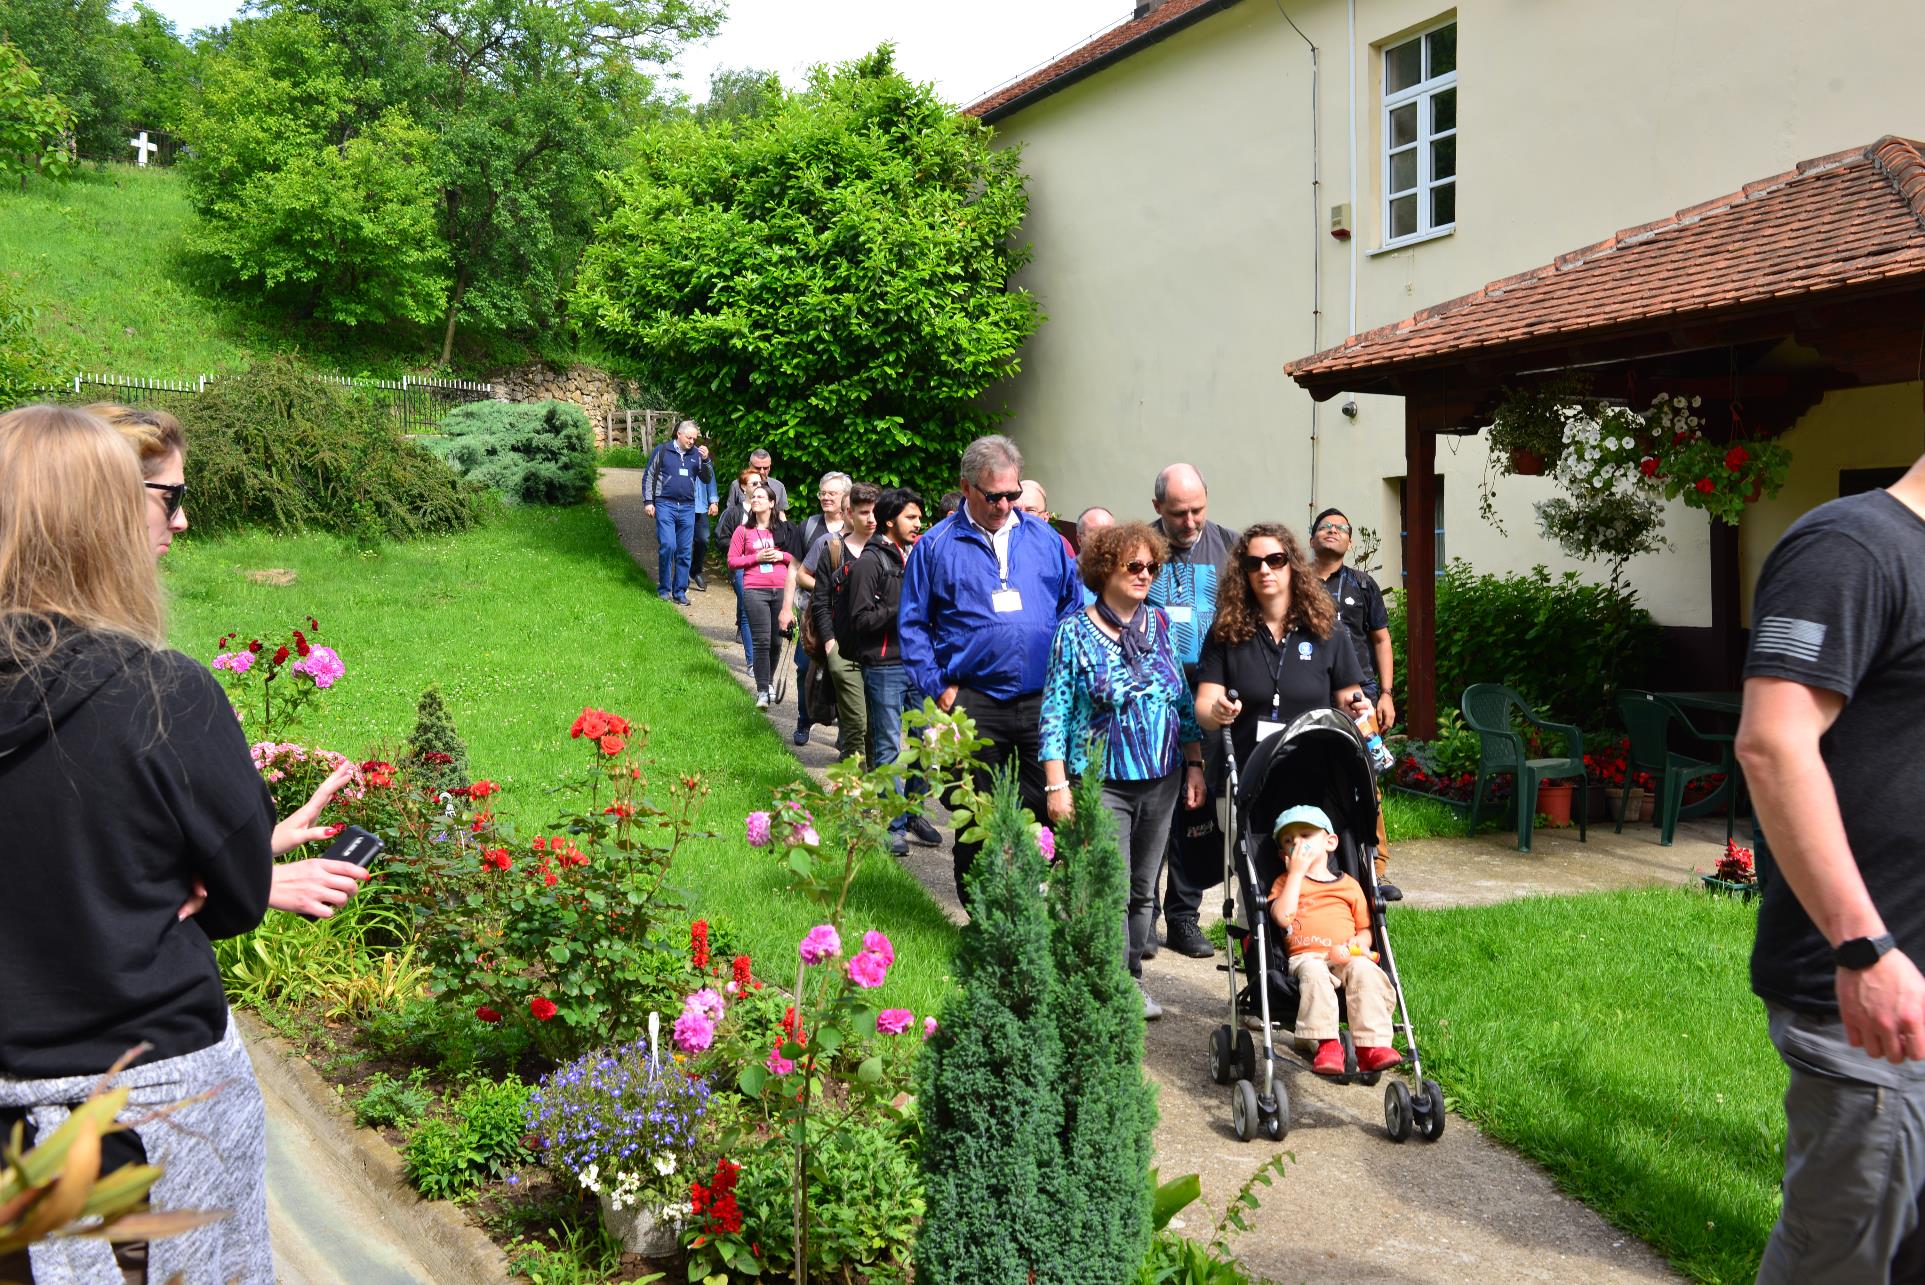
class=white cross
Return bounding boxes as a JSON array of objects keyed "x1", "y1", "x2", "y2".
[{"x1": 130, "y1": 131, "x2": 158, "y2": 166}]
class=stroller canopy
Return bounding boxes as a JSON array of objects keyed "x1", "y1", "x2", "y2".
[{"x1": 1236, "y1": 708, "x2": 1381, "y2": 891}]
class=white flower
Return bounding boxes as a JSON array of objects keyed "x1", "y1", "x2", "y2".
[
  {"x1": 654, "y1": 1153, "x2": 678, "y2": 1176},
  {"x1": 1691, "y1": 395, "x2": 1702, "y2": 407}
]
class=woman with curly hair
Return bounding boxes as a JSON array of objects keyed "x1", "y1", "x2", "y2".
[
  {"x1": 1195, "y1": 522, "x2": 1368, "y2": 771},
  {"x1": 1040, "y1": 521, "x2": 1205, "y2": 1020}
]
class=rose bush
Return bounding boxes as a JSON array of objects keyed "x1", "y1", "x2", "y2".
[{"x1": 211, "y1": 616, "x2": 342, "y2": 741}]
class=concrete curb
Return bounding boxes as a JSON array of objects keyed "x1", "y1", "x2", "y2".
[{"x1": 238, "y1": 1012, "x2": 515, "y2": 1284}]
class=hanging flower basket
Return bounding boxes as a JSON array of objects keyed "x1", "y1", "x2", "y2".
[{"x1": 1510, "y1": 448, "x2": 1547, "y2": 476}]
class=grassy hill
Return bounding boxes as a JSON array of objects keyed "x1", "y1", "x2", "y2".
[{"x1": 1, "y1": 164, "x2": 615, "y2": 382}]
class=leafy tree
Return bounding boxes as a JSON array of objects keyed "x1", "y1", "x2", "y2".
[
  {"x1": 0, "y1": 0, "x2": 128, "y2": 158},
  {"x1": 1043, "y1": 762, "x2": 1156, "y2": 1279},
  {"x1": 575, "y1": 46, "x2": 1044, "y2": 499},
  {"x1": 0, "y1": 37, "x2": 75, "y2": 182},
  {"x1": 917, "y1": 769, "x2": 1063, "y2": 1282},
  {"x1": 183, "y1": 12, "x2": 449, "y2": 325},
  {"x1": 114, "y1": 4, "x2": 202, "y2": 137},
  {"x1": 693, "y1": 65, "x2": 779, "y2": 123}
]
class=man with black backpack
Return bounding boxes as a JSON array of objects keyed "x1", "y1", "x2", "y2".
[
  {"x1": 806, "y1": 482, "x2": 878, "y2": 763},
  {"x1": 844, "y1": 488, "x2": 943, "y2": 856}
]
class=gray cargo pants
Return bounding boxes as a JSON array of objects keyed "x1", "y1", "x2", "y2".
[{"x1": 1757, "y1": 1004, "x2": 1925, "y2": 1285}]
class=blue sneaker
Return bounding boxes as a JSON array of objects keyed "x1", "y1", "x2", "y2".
[
  {"x1": 674, "y1": 595, "x2": 692, "y2": 606},
  {"x1": 792, "y1": 725, "x2": 811, "y2": 746}
]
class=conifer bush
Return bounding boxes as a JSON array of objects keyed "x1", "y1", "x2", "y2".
[
  {"x1": 401, "y1": 685, "x2": 469, "y2": 797},
  {"x1": 917, "y1": 769, "x2": 1064, "y2": 1282},
  {"x1": 423, "y1": 400, "x2": 597, "y2": 506}
]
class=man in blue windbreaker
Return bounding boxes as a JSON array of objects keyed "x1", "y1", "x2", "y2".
[
  {"x1": 642, "y1": 419, "x2": 714, "y2": 605},
  {"x1": 900, "y1": 434, "x2": 1081, "y2": 900}
]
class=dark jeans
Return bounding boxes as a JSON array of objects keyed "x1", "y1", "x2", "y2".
[
  {"x1": 742, "y1": 586, "x2": 785, "y2": 692},
  {"x1": 691, "y1": 512, "x2": 710, "y2": 580},
  {"x1": 731, "y1": 569, "x2": 753, "y2": 670},
  {"x1": 863, "y1": 663, "x2": 926, "y2": 833},
  {"x1": 1103, "y1": 772, "x2": 1182, "y2": 977},
  {"x1": 951, "y1": 687, "x2": 1047, "y2": 902},
  {"x1": 794, "y1": 646, "x2": 813, "y2": 728},
  {"x1": 653, "y1": 500, "x2": 695, "y2": 598}
]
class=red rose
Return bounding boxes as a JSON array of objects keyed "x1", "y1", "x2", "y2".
[
  {"x1": 543, "y1": 871, "x2": 558, "y2": 887},
  {"x1": 271, "y1": 645, "x2": 290, "y2": 666},
  {"x1": 599, "y1": 734, "x2": 626, "y2": 756},
  {"x1": 1695, "y1": 477, "x2": 1715, "y2": 494},
  {"x1": 307, "y1": 616, "x2": 319, "y2": 630},
  {"x1": 1638, "y1": 456, "x2": 1659, "y2": 477},
  {"x1": 475, "y1": 1006, "x2": 502, "y2": 1023},
  {"x1": 482, "y1": 847, "x2": 511, "y2": 871},
  {"x1": 529, "y1": 997, "x2": 558, "y2": 1021},
  {"x1": 1724, "y1": 445, "x2": 1750, "y2": 472},
  {"x1": 247, "y1": 639, "x2": 262, "y2": 653},
  {"x1": 605, "y1": 714, "x2": 631, "y2": 737},
  {"x1": 468, "y1": 779, "x2": 500, "y2": 799},
  {"x1": 531, "y1": 836, "x2": 547, "y2": 851},
  {"x1": 571, "y1": 708, "x2": 610, "y2": 740}
]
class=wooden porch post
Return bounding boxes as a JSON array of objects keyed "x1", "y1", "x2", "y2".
[{"x1": 1404, "y1": 406, "x2": 1439, "y2": 739}]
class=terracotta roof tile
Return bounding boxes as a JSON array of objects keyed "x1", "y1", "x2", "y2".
[
  {"x1": 964, "y1": 0, "x2": 1236, "y2": 120},
  {"x1": 1286, "y1": 136, "x2": 1925, "y2": 386}
]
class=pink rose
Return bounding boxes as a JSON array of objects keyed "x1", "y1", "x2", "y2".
[
  {"x1": 798, "y1": 924, "x2": 841, "y2": 965},
  {"x1": 765, "y1": 1044, "x2": 795, "y2": 1075},
  {"x1": 923, "y1": 1016, "x2": 939, "y2": 1038},
  {"x1": 686, "y1": 988, "x2": 726, "y2": 1022},
  {"x1": 861, "y1": 930, "x2": 894, "y2": 967},
  {"x1": 876, "y1": 1009, "x2": 913, "y2": 1036},
  {"x1": 745, "y1": 811, "x2": 773, "y2": 848},
  {"x1": 673, "y1": 1008, "x2": 715, "y2": 1053},
  {"x1": 846, "y1": 949, "x2": 889, "y2": 989}
]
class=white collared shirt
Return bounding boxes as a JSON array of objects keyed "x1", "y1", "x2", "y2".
[{"x1": 966, "y1": 508, "x2": 1019, "y2": 585}]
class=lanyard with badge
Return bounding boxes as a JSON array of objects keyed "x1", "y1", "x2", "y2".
[
  {"x1": 984, "y1": 519, "x2": 1022, "y2": 614},
  {"x1": 1252, "y1": 626, "x2": 1294, "y2": 744},
  {"x1": 1163, "y1": 558, "x2": 1195, "y2": 627}
]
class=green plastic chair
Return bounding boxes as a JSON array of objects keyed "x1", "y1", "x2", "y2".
[
  {"x1": 1460, "y1": 684, "x2": 1588, "y2": 852},
  {"x1": 1615, "y1": 691, "x2": 1733, "y2": 847}
]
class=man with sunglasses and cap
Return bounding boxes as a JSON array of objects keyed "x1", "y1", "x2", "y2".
[
  {"x1": 900, "y1": 434, "x2": 1081, "y2": 901},
  {"x1": 1149, "y1": 462, "x2": 1239, "y2": 961},
  {"x1": 1310, "y1": 506, "x2": 1399, "y2": 889}
]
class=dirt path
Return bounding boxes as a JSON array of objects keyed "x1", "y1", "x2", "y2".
[{"x1": 603, "y1": 471, "x2": 1687, "y2": 1284}]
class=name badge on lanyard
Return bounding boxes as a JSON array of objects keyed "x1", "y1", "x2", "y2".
[
  {"x1": 1166, "y1": 604, "x2": 1194, "y2": 625},
  {"x1": 992, "y1": 587, "x2": 1023, "y2": 613},
  {"x1": 1255, "y1": 717, "x2": 1287, "y2": 744}
]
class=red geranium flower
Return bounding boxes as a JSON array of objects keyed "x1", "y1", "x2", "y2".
[
  {"x1": 481, "y1": 847, "x2": 511, "y2": 871},
  {"x1": 475, "y1": 1006, "x2": 502, "y2": 1023},
  {"x1": 529, "y1": 996, "x2": 558, "y2": 1021},
  {"x1": 467, "y1": 779, "x2": 500, "y2": 800},
  {"x1": 1695, "y1": 477, "x2": 1716, "y2": 494},
  {"x1": 1638, "y1": 456, "x2": 1659, "y2": 477},
  {"x1": 1724, "y1": 445, "x2": 1750, "y2": 472}
]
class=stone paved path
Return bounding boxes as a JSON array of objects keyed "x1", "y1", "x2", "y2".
[{"x1": 601, "y1": 470, "x2": 1706, "y2": 1284}]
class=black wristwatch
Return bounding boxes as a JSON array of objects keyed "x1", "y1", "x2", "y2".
[{"x1": 1835, "y1": 934, "x2": 1897, "y2": 970}]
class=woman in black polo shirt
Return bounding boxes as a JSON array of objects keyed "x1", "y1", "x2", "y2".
[{"x1": 1195, "y1": 522, "x2": 1367, "y2": 769}]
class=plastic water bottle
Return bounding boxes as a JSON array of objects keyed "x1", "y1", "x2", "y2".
[{"x1": 1353, "y1": 706, "x2": 1395, "y2": 774}]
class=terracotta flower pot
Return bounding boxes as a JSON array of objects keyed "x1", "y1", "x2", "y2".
[
  {"x1": 1638, "y1": 791, "x2": 1655, "y2": 823},
  {"x1": 1607, "y1": 787, "x2": 1644, "y2": 823},
  {"x1": 1510, "y1": 447, "x2": 1547, "y2": 476},
  {"x1": 1535, "y1": 781, "x2": 1575, "y2": 827}
]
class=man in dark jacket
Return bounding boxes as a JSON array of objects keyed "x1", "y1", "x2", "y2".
[
  {"x1": 641, "y1": 420, "x2": 714, "y2": 605},
  {"x1": 809, "y1": 482, "x2": 879, "y2": 762},
  {"x1": 845, "y1": 488, "x2": 941, "y2": 856}
]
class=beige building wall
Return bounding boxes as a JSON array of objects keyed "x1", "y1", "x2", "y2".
[{"x1": 987, "y1": 0, "x2": 1925, "y2": 625}]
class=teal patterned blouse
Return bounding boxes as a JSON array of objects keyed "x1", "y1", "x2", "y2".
[{"x1": 1039, "y1": 608, "x2": 1203, "y2": 781}]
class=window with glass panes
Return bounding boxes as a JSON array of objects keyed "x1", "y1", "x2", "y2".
[{"x1": 1382, "y1": 21, "x2": 1456, "y2": 244}]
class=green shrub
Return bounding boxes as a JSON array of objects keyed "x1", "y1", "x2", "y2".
[
  {"x1": 1389, "y1": 559, "x2": 1660, "y2": 730},
  {"x1": 0, "y1": 275, "x2": 59, "y2": 407},
  {"x1": 737, "y1": 1115, "x2": 924, "y2": 1283},
  {"x1": 352, "y1": 1069, "x2": 434, "y2": 1130},
  {"x1": 424, "y1": 400, "x2": 596, "y2": 505},
  {"x1": 402, "y1": 1118, "x2": 484, "y2": 1201},
  {"x1": 400, "y1": 1076, "x2": 532, "y2": 1200},
  {"x1": 400, "y1": 685, "x2": 469, "y2": 799},
  {"x1": 181, "y1": 355, "x2": 486, "y2": 538},
  {"x1": 597, "y1": 444, "x2": 645, "y2": 469}
]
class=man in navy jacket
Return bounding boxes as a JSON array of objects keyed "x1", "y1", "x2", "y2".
[
  {"x1": 900, "y1": 434, "x2": 1080, "y2": 899},
  {"x1": 642, "y1": 420, "x2": 714, "y2": 604}
]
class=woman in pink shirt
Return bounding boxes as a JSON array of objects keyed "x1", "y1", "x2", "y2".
[{"x1": 728, "y1": 482, "x2": 800, "y2": 707}]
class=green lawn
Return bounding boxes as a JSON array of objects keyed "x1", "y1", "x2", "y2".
[
  {"x1": 162, "y1": 503, "x2": 960, "y2": 1015},
  {"x1": 1394, "y1": 888, "x2": 1784, "y2": 1285}
]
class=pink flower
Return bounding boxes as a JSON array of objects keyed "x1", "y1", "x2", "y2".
[
  {"x1": 212, "y1": 650, "x2": 255, "y2": 676},
  {"x1": 861, "y1": 930, "x2": 894, "y2": 967},
  {"x1": 798, "y1": 924, "x2": 841, "y2": 965},
  {"x1": 290, "y1": 645, "x2": 345, "y2": 689},
  {"x1": 846, "y1": 949, "x2": 889, "y2": 989},
  {"x1": 792, "y1": 825, "x2": 821, "y2": 847},
  {"x1": 745, "y1": 811, "x2": 773, "y2": 848},
  {"x1": 686, "y1": 988, "x2": 726, "y2": 1022},
  {"x1": 923, "y1": 1016, "x2": 939, "y2": 1038},
  {"x1": 1036, "y1": 826, "x2": 1056, "y2": 863},
  {"x1": 673, "y1": 1008, "x2": 716, "y2": 1053},
  {"x1": 876, "y1": 1009, "x2": 913, "y2": 1036},
  {"x1": 765, "y1": 1044, "x2": 795, "y2": 1076}
]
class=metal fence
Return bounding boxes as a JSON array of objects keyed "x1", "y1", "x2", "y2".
[{"x1": 64, "y1": 371, "x2": 498, "y2": 433}]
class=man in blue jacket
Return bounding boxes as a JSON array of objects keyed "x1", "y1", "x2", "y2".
[
  {"x1": 900, "y1": 434, "x2": 1081, "y2": 899},
  {"x1": 642, "y1": 419, "x2": 714, "y2": 605}
]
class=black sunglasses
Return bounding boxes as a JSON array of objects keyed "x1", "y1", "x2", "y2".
[
  {"x1": 1124, "y1": 559, "x2": 1160, "y2": 577},
  {"x1": 976, "y1": 488, "x2": 1023, "y2": 505},
  {"x1": 1240, "y1": 551, "x2": 1291, "y2": 572},
  {"x1": 145, "y1": 480, "x2": 187, "y2": 519}
]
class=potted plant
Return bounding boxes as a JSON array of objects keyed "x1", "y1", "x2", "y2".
[
  {"x1": 1480, "y1": 375, "x2": 1594, "y2": 529},
  {"x1": 1700, "y1": 839, "x2": 1759, "y2": 900},
  {"x1": 1638, "y1": 395, "x2": 1792, "y2": 526}
]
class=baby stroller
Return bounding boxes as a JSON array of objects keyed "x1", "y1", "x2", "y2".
[{"x1": 1204, "y1": 701, "x2": 1445, "y2": 1144}]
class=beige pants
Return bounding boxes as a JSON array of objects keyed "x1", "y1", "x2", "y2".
[{"x1": 1286, "y1": 951, "x2": 1395, "y2": 1045}]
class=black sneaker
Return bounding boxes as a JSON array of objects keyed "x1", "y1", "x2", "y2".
[
  {"x1": 689, "y1": 574, "x2": 708, "y2": 592},
  {"x1": 905, "y1": 816, "x2": 943, "y2": 847},
  {"x1": 1165, "y1": 921, "x2": 1216, "y2": 958},
  {"x1": 792, "y1": 725, "x2": 811, "y2": 746}
]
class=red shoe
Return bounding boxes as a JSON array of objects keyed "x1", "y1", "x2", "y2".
[
  {"x1": 1311, "y1": 1040, "x2": 1345, "y2": 1076},
  {"x1": 1356, "y1": 1044, "x2": 1404, "y2": 1073}
]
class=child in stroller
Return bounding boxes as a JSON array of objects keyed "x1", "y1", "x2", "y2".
[{"x1": 1269, "y1": 804, "x2": 1403, "y2": 1077}]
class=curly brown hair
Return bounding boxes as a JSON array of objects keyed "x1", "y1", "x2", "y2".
[
  {"x1": 1209, "y1": 522, "x2": 1336, "y2": 645},
  {"x1": 1078, "y1": 521, "x2": 1169, "y2": 593}
]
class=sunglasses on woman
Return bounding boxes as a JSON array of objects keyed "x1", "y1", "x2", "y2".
[
  {"x1": 1240, "y1": 551, "x2": 1291, "y2": 572},
  {"x1": 1124, "y1": 559, "x2": 1160, "y2": 577},
  {"x1": 145, "y1": 481, "x2": 187, "y2": 519}
]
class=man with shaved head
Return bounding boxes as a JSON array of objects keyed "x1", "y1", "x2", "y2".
[{"x1": 1149, "y1": 462, "x2": 1239, "y2": 959}]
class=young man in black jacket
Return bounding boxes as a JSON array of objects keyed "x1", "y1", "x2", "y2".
[
  {"x1": 808, "y1": 482, "x2": 879, "y2": 763},
  {"x1": 844, "y1": 488, "x2": 941, "y2": 855}
]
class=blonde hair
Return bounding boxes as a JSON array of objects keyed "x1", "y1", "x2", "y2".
[
  {"x1": 0, "y1": 406, "x2": 168, "y2": 670},
  {"x1": 86, "y1": 402, "x2": 187, "y2": 479}
]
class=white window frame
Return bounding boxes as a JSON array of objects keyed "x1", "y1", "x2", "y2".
[{"x1": 1380, "y1": 19, "x2": 1457, "y2": 248}]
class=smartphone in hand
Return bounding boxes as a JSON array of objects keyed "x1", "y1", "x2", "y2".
[{"x1": 320, "y1": 825, "x2": 384, "y2": 869}]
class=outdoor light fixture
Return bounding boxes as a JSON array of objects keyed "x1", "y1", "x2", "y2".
[{"x1": 1341, "y1": 400, "x2": 1359, "y2": 419}]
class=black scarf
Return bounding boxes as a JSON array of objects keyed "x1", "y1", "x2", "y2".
[{"x1": 1095, "y1": 597, "x2": 1152, "y2": 670}]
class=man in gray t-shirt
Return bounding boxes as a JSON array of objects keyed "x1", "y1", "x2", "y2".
[
  {"x1": 724, "y1": 448, "x2": 788, "y2": 522},
  {"x1": 1740, "y1": 460, "x2": 1925, "y2": 1285}
]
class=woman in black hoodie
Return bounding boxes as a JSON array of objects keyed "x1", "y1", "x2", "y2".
[{"x1": 0, "y1": 405, "x2": 277, "y2": 1284}]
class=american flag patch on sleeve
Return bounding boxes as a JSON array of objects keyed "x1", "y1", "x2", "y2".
[{"x1": 1753, "y1": 616, "x2": 1827, "y2": 662}]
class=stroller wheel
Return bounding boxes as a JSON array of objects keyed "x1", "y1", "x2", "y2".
[
  {"x1": 1234, "y1": 1029, "x2": 1258, "y2": 1082},
  {"x1": 1231, "y1": 1079, "x2": 1260, "y2": 1143},
  {"x1": 1383, "y1": 1079, "x2": 1413, "y2": 1143},
  {"x1": 1416, "y1": 1079, "x2": 1447, "y2": 1142},
  {"x1": 1259, "y1": 1089, "x2": 1288, "y2": 1142},
  {"x1": 1210, "y1": 1026, "x2": 1234, "y2": 1086}
]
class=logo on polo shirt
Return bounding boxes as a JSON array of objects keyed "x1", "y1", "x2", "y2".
[{"x1": 1297, "y1": 641, "x2": 1313, "y2": 661}]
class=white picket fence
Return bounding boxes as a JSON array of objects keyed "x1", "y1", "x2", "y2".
[{"x1": 66, "y1": 371, "x2": 497, "y2": 433}]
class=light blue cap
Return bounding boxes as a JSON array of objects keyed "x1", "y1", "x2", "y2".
[{"x1": 1272, "y1": 804, "x2": 1335, "y2": 840}]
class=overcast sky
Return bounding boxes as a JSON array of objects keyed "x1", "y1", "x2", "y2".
[{"x1": 144, "y1": 0, "x2": 1128, "y2": 110}]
